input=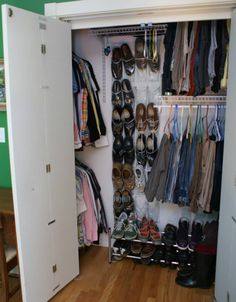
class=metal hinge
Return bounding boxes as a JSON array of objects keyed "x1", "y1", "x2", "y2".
[
  {"x1": 46, "y1": 164, "x2": 51, "y2": 173},
  {"x1": 227, "y1": 291, "x2": 230, "y2": 302},
  {"x1": 52, "y1": 264, "x2": 57, "y2": 273},
  {"x1": 41, "y1": 44, "x2": 46, "y2": 54}
]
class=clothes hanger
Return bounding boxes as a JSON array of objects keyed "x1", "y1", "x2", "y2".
[
  {"x1": 202, "y1": 105, "x2": 209, "y2": 141},
  {"x1": 163, "y1": 105, "x2": 173, "y2": 139}
]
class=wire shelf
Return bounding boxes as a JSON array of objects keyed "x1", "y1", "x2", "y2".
[{"x1": 91, "y1": 23, "x2": 167, "y2": 37}]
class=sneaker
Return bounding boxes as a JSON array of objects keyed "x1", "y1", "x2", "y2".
[
  {"x1": 138, "y1": 217, "x2": 150, "y2": 242},
  {"x1": 121, "y1": 190, "x2": 134, "y2": 215},
  {"x1": 112, "y1": 212, "x2": 128, "y2": 239},
  {"x1": 176, "y1": 218, "x2": 190, "y2": 250},
  {"x1": 188, "y1": 220, "x2": 203, "y2": 251},
  {"x1": 162, "y1": 224, "x2": 177, "y2": 246},
  {"x1": 124, "y1": 213, "x2": 138, "y2": 240},
  {"x1": 149, "y1": 219, "x2": 161, "y2": 244},
  {"x1": 113, "y1": 190, "x2": 123, "y2": 218},
  {"x1": 135, "y1": 164, "x2": 146, "y2": 192}
]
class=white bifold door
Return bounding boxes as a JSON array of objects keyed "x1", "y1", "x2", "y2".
[{"x1": 2, "y1": 5, "x2": 79, "y2": 302}]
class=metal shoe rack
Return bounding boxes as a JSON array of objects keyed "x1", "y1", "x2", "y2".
[{"x1": 108, "y1": 228, "x2": 195, "y2": 266}]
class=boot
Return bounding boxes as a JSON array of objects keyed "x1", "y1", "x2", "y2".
[{"x1": 176, "y1": 244, "x2": 216, "y2": 289}]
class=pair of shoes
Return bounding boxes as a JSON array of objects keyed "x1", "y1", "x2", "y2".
[
  {"x1": 162, "y1": 224, "x2": 177, "y2": 246},
  {"x1": 112, "y1": 212, "x2": 138, "y2": 240},
  {"x1": 165, "y1": 246, "x2": 178, "y2": 269},
  {"x1": 112, "y1": 106, "x2": 135, "y2": 137},
  {"x1": 113, "y1": 240, "x2": 131, "y2": 258},
  {"x1": 113, "y1": 190, "x2": 134, "y2": 217},
  {"x1": 112, "y1": 163, "x2": 135, "y2": 191},
  {"x1": 111, "y1": 44, "x2": 135, "y2": 79},
  {"x1": 136, "y1": 133, "x2": 158, "y2": 167},
  {"x1": 134, "y1": 164, "x2": 146, "y2": 192},
  {"x1": 136, "y1": 103, "x2": 159, "y2": 133},
  {"x1": 130, "y1": 242, "x2": 156, "y2": 264},
  {"x1": 112, "y1": 79, "x2": 135, "y2": 108},
  {"x1": 176, "y1": 218, "x2": 203, "y2": 251},
  {"x1": 113, "y1": 134, "x2": 135, "y2": 164},
  {"x1": 138, "y1": 217, "x2": 161, "y2": 243}
]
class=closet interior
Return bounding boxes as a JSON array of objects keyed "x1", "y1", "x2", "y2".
[{"x1": 72, "y1": 17, "x2": 229, "y2": 290}]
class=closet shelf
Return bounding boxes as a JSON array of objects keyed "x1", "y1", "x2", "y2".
[
  {"x1": 0, "y1": 102, "x2": 6, "y2": 111},
  {"x1": 91, "y1": 24, "x2": 167, "y2": 37},
  {"x1": 155, "y1": 95, "x2": 226, "y2": 107}
]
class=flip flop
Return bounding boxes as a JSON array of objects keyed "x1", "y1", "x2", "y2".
[
  {"x1": 111, "y1": 47, "x2": 123, "y2": 80},
  {"x1": 135, "y1": 37, "x2": 147, "y2": 70},
  {"x1": 121, "y1": 43, "x2": 135, "y2": 76}
]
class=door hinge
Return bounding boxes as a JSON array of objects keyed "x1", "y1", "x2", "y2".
[
  {"x1": 41, "y1": 44, "x2": 46, "y2": 54},
  {"x1": 46, "y1": 164, "x2": 51, "y2": 173},
  {"x1": 52, "y1": 264, "x2": 57, "y2": 273},
  {"x1": 8, "y1": 8, "x2": 13, "y2": 17},
  {"x1": 227, "y1": 291, "x2": 230, "y2": 302}
]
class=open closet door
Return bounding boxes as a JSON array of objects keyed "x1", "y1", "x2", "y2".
[
  {"x1": 215, "y1": 8, "x2": 236, "y2": 302},
  {"x1": 2, "y1": 5, "x2": 79, "y2": 302}
]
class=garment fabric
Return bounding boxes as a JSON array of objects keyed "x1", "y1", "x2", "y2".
[
  {"x1": 208, "y1": 21, "x2": 218, "y2": 86},
  {"x1": 144, "y1": 134, "x2": 172, "y2": 202}
]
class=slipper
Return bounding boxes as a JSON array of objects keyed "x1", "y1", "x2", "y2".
[
  {"x1": 146, "y1": 133, "x2": 158, "y2": 167},
  {"x1": 136, "y1": 134, "x2": 147, "y2": 167},
  {"x1": 112, "y1": 108, "x2": 123, "y2": 137},
  {"x1": 135, "y1": 37, "x2": 147, "y2": 70},
  {"x1": 112, "y1": 80, "x2": 123, "y2": 108},
  {"x1": 121, "y1": 106, "x2": 135, "y2": 137},
  {"x1": 112, "y1": 163, "x2": 123, "y2": 190},
  {"x1": 123, "y1": 136, "x2": 135, "y2": 165},
  {"x1": 111, "y1": 47, "x2": 123, "y2": 80},
  {"x1": 121, "y1": 43, "x2": 135, "y2": 76},
  {"x1": 121, "y1": 79, "x2": 135, "y2": 107},
  {"x1": 147, "y1": 102, "x2": 159, "y2": 132},
  {"x1": 136, "y1": 103, "x2": 147, "y2": 132},
  {"x1": 122, "y1": 163, "x2": 135, "y2": 191}
]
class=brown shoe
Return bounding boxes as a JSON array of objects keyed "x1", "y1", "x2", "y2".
[
  {"x1": 135, "y1": 37, "x2": 147, "y2": 70},
  {"x1": 112, "y1": 163, "x2": 123, "y2": 190},
  {"x1": 136, "y1": 103, "x2": 147, "y2": 132},
  {"x1": 147, "y1": 102, "x2": 159, "y2": 132},
  {"x1": 141, "y1": 243, "x2": 156, "y2": 258},
  {"x1": 122, "y1": 163, "x2": 135, "y2": 191},
  {"x1": 131, "y1": 241, "x2": 143, "y2": 255}
]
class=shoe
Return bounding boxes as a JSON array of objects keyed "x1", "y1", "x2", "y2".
[
  {"x1": 147, "y1": 102, "x2": 159, "y2": 132},
  {"x1": 136, "y1": 103, "x2": 147, "y2": 132},
  {"x1": 147, "y1": 32, "x2": 160, "y2": 73},
  {"x1": 121, "y1": 43, "x2": 135, "y2": 76},
  {"x1": 121, "y1": 105, "x2": 135, "y2": 137},
  {"x1": 188, "y1": 220, "x2": 203, "y2": 251},
  {"x1": 123, "y1": 136, "x2": 135, "y2": 165},
  {"x1": 112, "y1": 134, "x2": 124, "y2": 163},
  {"x1": 112, "y1": 80, "x2": 123, "y2": 108},
  {"x1": 165, "y1": 246, "x2": 177, "y2": 269},
  {"x1": 111, "y1": 47, "x2": 122, "y2": 80},
  {"x1": 135, "y1": 164, "x2": 146, "y2": 192},
  {"x1": 112, "y1": 163, "x2": 123, "y2": 190},
  {"x1": 141, "y1": 243, "x2": 156, "y2": 258},
  {"x1": 112, "y1": 212, "x2": 128, "y2": 239},
  {"x1": 178, "y1": 250, "x2": 190, "y2": 266},
  {"x1": 146, "y1": 133, "x2": 158, "y2": 166},
  {"x1": 136, "y1": 134, "x2": 147, "y2": 167},
  {"x1": 135, "y1": 37, "x2": 147, "y2": 70},
  {"x1": 162, "y1": 224, "x2": 177, "y2": 246},
  {"x1": 122, "y1": 163, "x2": 135, "y2": 191},
  {"x1": 138, "y1": 217, "x2": 150, "y2": 242},
  {"x1": 153, "y1": 245, "x2": 166, "y2": 264},
  {"x1": 112, "y1": 108, "x2": 123, "y2": 137},
  {"x1": 124, "y1": 213, "x2": 138, "y2": 240},
  {"x1": 131, "y1": 241, "x2": 143, "y2": 255},
  {"x1": 176, "y1": 217, "x2": 190, "y2": 250},
  {"x1": 120, "y1": 240, "x2": 131, "y2": 257},
  {"x1": 149, "y1": 219, "x2": 161, "y2": 244},
  {"x1": 121, "y1": 190, "x2": 134, "y2": 215},
  {"x1": 113, "y1": 190, "x2": 123, "y2": 218},
  {"x1": 121, "y1": 79, "x2": 135, "y2": 107}
]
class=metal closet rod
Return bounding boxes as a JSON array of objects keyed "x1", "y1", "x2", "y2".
[{"x1": 90, "y1": 23, "x2": 167, "y2": 37}]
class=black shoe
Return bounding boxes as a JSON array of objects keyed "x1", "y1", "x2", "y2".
[
  {"x1": 136, "y1": 134, "x2": 147, "y2": 166},
  {"x1": 121, "y1": 79, "x2": 135, "y2": 107},
  {"x1": 176, "y1": 217, "x2": 189, "y2": 250},
  {"x1": 188, "y1": 220, "x2": 203, "y2": 251},
  {"x1": 162, "y1": 224, "x2": 177, "y2": 246},
  {"x1": 121, "y1": 105, "x2": 135, "y2": 137},
  {"x1": 112, "y1": 135, "x2": 124, "y2": 163},
  {"x1": 112, "y1": 80, "x2": 123, "y2": 108},
  {"x1": 146, "y1": 133, "x2": 158, "y2": 166},
  {"x1": 112, "y1": 108, "x2": 123, "y2": 137},
  {"x1": 165, "y1": 246, "x2": 177, "y2": 269},
  {"x1": 153, "y1": 245, "x2": 166, "y2": 264},
  {"x1": 178, "y1": 250, "x2": 190, "y2": 267},
  {"x1": 124, "y1": 136, "x2": 135, "y2": 164}
]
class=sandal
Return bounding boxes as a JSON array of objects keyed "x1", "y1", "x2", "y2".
[
  {"x1": 112, "y1": 80, "x2": 123, "y2": 108},
  {"x1": 136, "y1": 103, "x2": 147, "y2": 132},
  {"x1": 147, "y1": 30, "x2": 160, "y2": 72},
  {"x1": 112, "y1": 163, "x2": 123, "y2": 190},
  {"x1": 121, "y1": 43, "x2": 135, "y2": 76},
  {"x1": 122, "y1": 190, "x2": 134, "y2": 215},
  {"x1": 147, "y1": 102, "x2": 159, "y2": 132},
  {"x1": 122, "y1": 163, "x2": 135, "y2": 191},
  {"x1": 135, "y1": 37, "x2": 147, "y2": 70},
  {"x1": 113, "y1": 190, "x2": 123, "y2": 218},
  {"x1": 121, "y1": 105, "x2": 135, "y2": 137},
  {"x1": 111, "y1": 47, "x2": 123, "y2": 80},
  {"x1": 112, "y1": 108, "x2": 123, "y2": 137},
  {"x1": 121, "y1": 79, "x2": 135, "y2": 107}
]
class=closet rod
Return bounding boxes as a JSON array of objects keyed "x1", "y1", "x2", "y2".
[{"x1": 91, "y1": 24, "x2": 167, "y2": 37}]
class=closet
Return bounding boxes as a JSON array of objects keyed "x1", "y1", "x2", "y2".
[{"x1": 2, "y1": 1, "x2": 236, "y2": 302}]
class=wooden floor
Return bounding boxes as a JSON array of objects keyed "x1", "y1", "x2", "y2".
[{"x1": 1, "y1": 246, "x2": 214, "y2": 302}]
